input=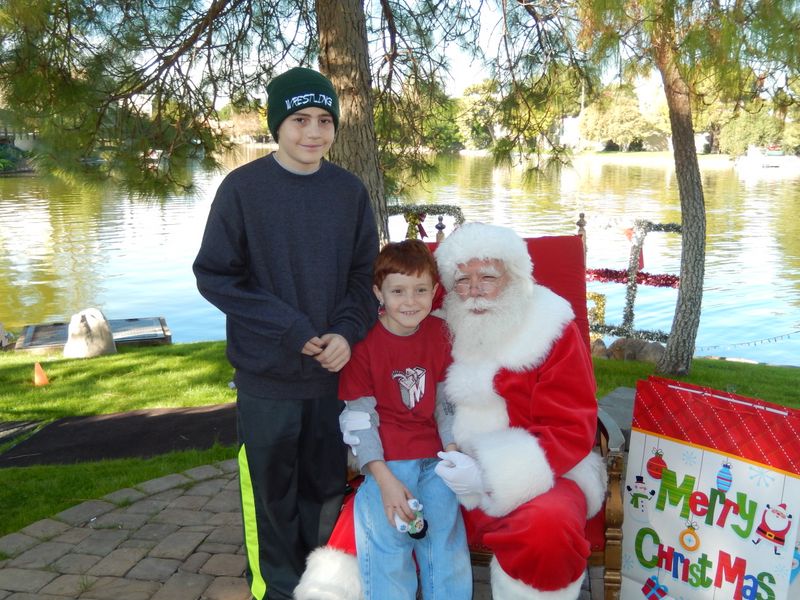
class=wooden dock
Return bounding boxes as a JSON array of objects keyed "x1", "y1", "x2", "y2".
[{"x1": 14, "y1": 317, "x2": 172, "y2": 354}]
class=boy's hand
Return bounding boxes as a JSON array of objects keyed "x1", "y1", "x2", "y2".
[
  {"x1": 380, "y1": 478, "x2": 415, "y2": 526},
  {"x1": 367, "y1": 462, "x2": 415, "y2": 525},
  {"x1": 302, "y1": 337, "x2": 326, "y2": 356},
  {"x1": 313, "y1": 333, "x2": 351, "y2": 372}
]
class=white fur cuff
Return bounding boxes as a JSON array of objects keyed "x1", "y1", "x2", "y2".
[
  {"x1": 563, "y1": 451, "x2": 607, "y2": 518},
  {"x1": 456, "y1": 491, "x2": 482, "y2": 510},
  {"x1": 472, "y1": 427, "x2": 554, "y2": 517},
  {"x1": 294, "y1": 547, "x2": 362, "y2": 600},
  {"x1": 490, "y1": 557, "x2": 585, "y2": 600}
]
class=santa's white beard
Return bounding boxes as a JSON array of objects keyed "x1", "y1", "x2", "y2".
[{"x1": 444, "y1": 280, "x2": 533, "y2": 361}]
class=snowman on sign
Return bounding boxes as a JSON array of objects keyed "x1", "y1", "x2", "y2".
[
  {"x1": 752, "y1": 503, "x2": 793, "y2": 555},
  {"x1": 626, "y1": 475, "x2": 656, "y2": 523}
]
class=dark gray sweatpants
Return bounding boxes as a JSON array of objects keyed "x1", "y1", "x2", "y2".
[{"x1": 236, "y1": 389, "x2": 348, "y2": 600}]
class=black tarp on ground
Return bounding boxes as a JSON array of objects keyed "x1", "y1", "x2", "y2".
[{"x1": 0, "y1": 403, "x2": 237, "y2": 467}]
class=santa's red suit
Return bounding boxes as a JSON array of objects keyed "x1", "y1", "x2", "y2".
[
  {"x1": 295, "y1": 223, "x2": 606, "y2": 600},
  {"x1": 754, "y1": 503, "x2": 792, "y2": 549}
]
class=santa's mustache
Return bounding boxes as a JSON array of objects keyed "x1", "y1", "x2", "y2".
[{"x1": 460, "y1": 296, "x2": 498, "y2": 312}]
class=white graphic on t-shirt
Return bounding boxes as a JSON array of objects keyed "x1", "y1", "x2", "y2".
[{"x1": 392, "y1": 367, "x2": 426, "y2": 410}]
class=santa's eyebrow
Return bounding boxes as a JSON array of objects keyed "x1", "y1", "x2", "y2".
[{"x1": 455, "y1": 266, "x2": 503, "y2": 278}]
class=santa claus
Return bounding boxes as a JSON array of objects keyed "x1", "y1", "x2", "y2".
[
  {"x1": 295, "y1": 223, "x2": 606, "y2": 599},
  {"x1": 753, "y1": 503, "x2": 793, "y2": 554}
]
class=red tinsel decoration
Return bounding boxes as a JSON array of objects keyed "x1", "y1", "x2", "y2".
[{"x1": 586, "y1": 268, "x2": 680, "y2": 288}]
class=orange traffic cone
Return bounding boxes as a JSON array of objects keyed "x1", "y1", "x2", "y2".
[{"x1": 34, "y1": 362, "x2": 50, "y2": 386}]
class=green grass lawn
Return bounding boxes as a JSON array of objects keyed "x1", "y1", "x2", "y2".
[
  {"x1": 0, "y1": 444, "x2": 236, "y2": 538},
  {"x1": 0, "y1": 341, "x2": 797, "y2": 537},
  {"x1": 0, "y1": 342, "x2": 236, "y2": 423}
]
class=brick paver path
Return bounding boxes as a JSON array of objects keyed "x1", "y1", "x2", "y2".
[
  {"x1": 0, "y1": 458, "x2": 601, "y2": 599},
  {"x1": 0, "y1": 459, "x2": 250, "y2": 600}
]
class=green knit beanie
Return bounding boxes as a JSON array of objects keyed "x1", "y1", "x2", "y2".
[{"x1": 267, "y1": 67, "x2": 340, "y2": 139}]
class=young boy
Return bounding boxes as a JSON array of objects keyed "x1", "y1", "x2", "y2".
[
  {"x1": 298, "y1": 239, "x2": 471, "y2": 599},
  {"x1": 192, "y1": 67, "x2": 379, "y2": 600}
]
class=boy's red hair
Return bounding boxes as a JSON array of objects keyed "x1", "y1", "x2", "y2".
[{"x1": 373, "y1": 239, "x2": 439, "y2": 288}]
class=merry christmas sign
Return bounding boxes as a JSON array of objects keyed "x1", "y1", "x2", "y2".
[{"x1": 621, "y1": 376, "x2": 800, "y2": 600}]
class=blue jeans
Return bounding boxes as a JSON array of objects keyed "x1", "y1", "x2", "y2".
[{"x1": 354, "y1": 458, "x2": 472, "y2": 600}]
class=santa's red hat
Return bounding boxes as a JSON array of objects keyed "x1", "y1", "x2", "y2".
[{"x1": 434, "y1": 222, "x2": 533, "y2": 292}]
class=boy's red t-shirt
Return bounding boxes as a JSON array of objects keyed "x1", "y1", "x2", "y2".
[{"x1": 338, "y1": 315, "x2": 452, "y2": 461}]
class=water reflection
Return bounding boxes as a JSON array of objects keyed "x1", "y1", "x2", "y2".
[
  {"x1": 400, "y1": 154, "x2": 799, "y2": 366},
  {"x1": 1, "y1": 150, "x2": 798, "y2": 366}
]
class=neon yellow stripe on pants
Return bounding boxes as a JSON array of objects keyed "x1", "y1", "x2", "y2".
[{"x1": 239, "y1": 444, "x2": 267, "y2": 599}]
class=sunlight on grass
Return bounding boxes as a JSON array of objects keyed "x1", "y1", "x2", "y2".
[
  {"x1": 0, "y1": 342, "x2": 234, "y2": 421},
  {"x1": 593, "y1": 357, "x2": 798, "y2": 408}
]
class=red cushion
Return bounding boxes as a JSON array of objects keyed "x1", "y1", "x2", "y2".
[{"x1": 585, "y1": 506, "x2": 606, "y2": 551}]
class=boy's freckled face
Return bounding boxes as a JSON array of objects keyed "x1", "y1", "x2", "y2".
[
  {"x1": 375, "y1": 272, "x2": 437, "y2": 336},
  {"x1": 274, "y1": 107, "x2": 336, "y2": 173}
]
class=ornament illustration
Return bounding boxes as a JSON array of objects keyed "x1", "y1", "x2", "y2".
[
  {"x1": 647, "y1": 448, "x2": 667, "y2": 479},
  {"x1": 716, "y1": 461, "x2": 733, "y2": 492},
  {"x1": 679, "y1": 520, "x2": 700, "y2": 552}
]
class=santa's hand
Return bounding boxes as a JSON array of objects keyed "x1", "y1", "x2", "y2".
[
  {"x1": 339, "y1": 409, "x2": 371, "y2": 456},
  {"x1": 435, "y1": 451, "x2": 485, "y2": 496}
]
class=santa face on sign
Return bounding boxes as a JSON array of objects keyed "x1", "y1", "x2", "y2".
[{"x1": 752, "y1": 503, "x2": 793, "y2": 555}]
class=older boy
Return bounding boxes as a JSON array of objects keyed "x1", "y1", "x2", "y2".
[{"x1": 193, "y1": 67, "x2": 379, "y2": 600}]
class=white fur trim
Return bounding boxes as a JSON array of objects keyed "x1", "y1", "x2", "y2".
[
  {"x1": 455, "y1": 490, "x2": 482, "y2": 510},
  {"x1": 293, "y1": 547, "x2": 362, "y2": 600},
  {"x1": 498, "y1": 285, "x2": 573, "y2": 370},
  {"x1": 490, "y1": 557, "x2": 585, "y2": 600},
  {"x1": 563, "y1": 451, "x2": 608, "y2": 518},
  {"x1": 471, "y1": 427, "x2": 554, "y2": 517},
  {"x1": 445, "y1": 362, "x2": 510, "y2": 444},
  {"x1": 435, "y1": 223, "x2": 533, "y2": 291}
]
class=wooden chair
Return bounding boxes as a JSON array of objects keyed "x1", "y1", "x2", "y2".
[{"x1": 424, "y1": 234, "x2": 626, "y2": 599}]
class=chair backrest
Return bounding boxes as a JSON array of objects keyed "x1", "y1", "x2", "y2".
[
  {"x1": 523, "y1": 235, "x2": 590, "y2": 351},
  {"x1": 426, "y1": 235, "x2": 590, "y2": 351}
]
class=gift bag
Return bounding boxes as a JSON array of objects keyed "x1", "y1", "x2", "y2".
[{"x1": 621, "y1": 376, "x2": 800, "y2": 600}]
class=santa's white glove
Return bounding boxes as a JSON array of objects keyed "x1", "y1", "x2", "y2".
[
  {"x1": 435, "y1": 451, "x2": 485, "y2": 496},
  {"x1": 338, "y1": 409, "x2": 371, "y2": 456}
]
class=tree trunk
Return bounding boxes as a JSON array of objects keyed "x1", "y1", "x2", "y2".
[
  {"x1": 653, "y1": 40, "x2": 706, "y2": 376},
  {"x1": 315, "y1": 0, "x2": 388, "y2": 242}
]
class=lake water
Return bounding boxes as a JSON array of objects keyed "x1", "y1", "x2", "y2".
[{"x1": 1, "y1": 148, "x2": 798, "y2": 367}]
